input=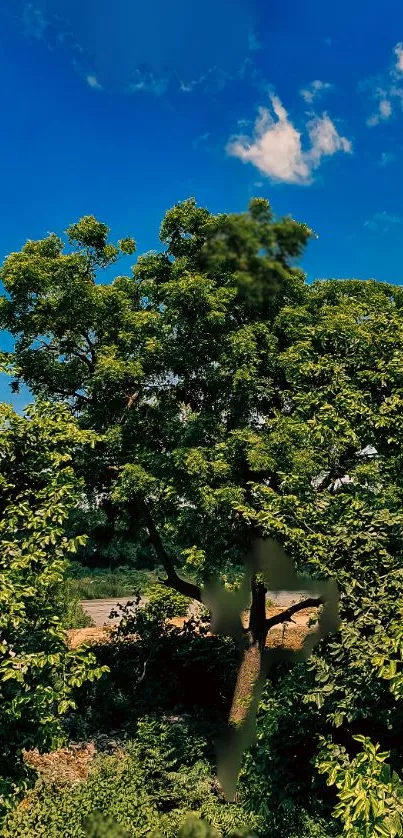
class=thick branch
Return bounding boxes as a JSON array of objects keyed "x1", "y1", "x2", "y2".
[
  {"x1": 265, "y1": 595, "x2": 323, "y2": 631},
  {"x1": 58, "y1": 342, "x2": 95, "y2": 372},
  {"x1": 314, "y1": 444, "x2": 360, "y2": 493},
  {"x1": 134, "y1": 497, "x2": 202, "y2": 602},
  {"x1": 47, "y1": 385, "x2": 92, "y2": 405},
  {"x1": 69, "y1": 348, "x2": 94, "y2": 371},
  {"x1": 38, "y1": 338, "x2": 95, "y2": 372}
]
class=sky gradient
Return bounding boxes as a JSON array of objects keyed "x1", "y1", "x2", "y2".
[{"x1": 1, "y1": 0, "x2": 403, "y2": 410}]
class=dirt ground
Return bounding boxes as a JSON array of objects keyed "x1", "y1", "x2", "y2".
[{"x1": 67, "y1": 605, "x2": 318, "y2": 651}]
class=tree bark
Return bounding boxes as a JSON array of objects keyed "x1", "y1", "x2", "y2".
[
  {"x1": 219, "y1": 585, "x2": 324, "y2": 801},
  {"x1": 228, "y1": 576, "x2": 268, "y2": 727}
]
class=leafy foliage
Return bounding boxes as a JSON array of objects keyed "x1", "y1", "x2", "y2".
[
  {"x1": 316, "y1": 735, "x2": 403, "y2": 836},
  {"x1": 3, "y1": 718, "x2": 262, "y2": 837},
  {"x1": 0, "y1": 400, "x2": 107, "y2": 818},
  {"x1": 60, "y1": 580, "x2": 94, "y2": 629},
  {"x1": 65, "y1": 597, "x2": 238, "y2": 742},
  {"x1": 2, "y1": 199, "x2": 403, "y2": 831}
]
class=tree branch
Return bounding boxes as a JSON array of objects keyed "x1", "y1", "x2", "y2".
[
  {"x1": 64, "y1": 346, "x2": 94, "y2": 372},
  {"x1": 37, "y1": 337, "x2": 95, "y2": 372},
  {"x1": 48, "y1": 385, "x2": 92, "y2": 405},
  {"x1": 118, "y1": 390, "x2": 141, "y2": 425},
  {"x1": 134, "y1": 497, "x2": 202, "y2": 602},
  {"x1": 265, "y1": 596, "x2": 323, "y2": 632},
  {"x1": 82, "y1": 330, "x2": 97, "y2": 365}
]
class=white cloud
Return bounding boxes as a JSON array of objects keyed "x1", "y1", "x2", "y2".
[
  {"x1": 364, "y1": 211, "x2": 403, "y2": 231},
  {"x1": 226, "y1": 94, "x2": 352, "y2": 185},
  {"x1": 366, "y1": 96, "x2": 392, "y2": 126},
  {"x1": 300, "y1": 80, "x2": 332, "y2": 104},
  {"x1": 394, "y1": 42, "x2": 403, "y2": 73},
  {"x1": 307, "y1": 113, "x2": 352, "y2": 162},
  {"x1": 363, "y1": 43, "x2": 403, "y2": 126},
  {"x1": 86, "y1": 74, "x2": 102, "y2": 90},
  {"x1": 380, "y1": 98, "x2": 392, "y2": 117}
]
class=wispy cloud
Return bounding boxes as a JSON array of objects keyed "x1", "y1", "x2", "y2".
[
  {"x1": 226, "y1": 93, "x2": 352, "y2": 185},
  {"x1": 364, "y1": 210, "x2": 403, "y2": 232},
  {"x1": 192, "y1": 132, "x2": 211, "y2": 150},
  {"x1": 248, "y1": 29, "x2": 262, "y2": 52},
  {"x1": 237, "y1": 118, "x2": 252, "y2": 129},
  {"x1": 362, "y1": 42, "x2": 403, "y2": 126},
  {"x1": 126, "y1": 69, "x2": 169, "y2": 96},
  {"x1": 86, "y1": 74, "x2": 102, "y2": 90},
  {"x1": 366, "y1": 94, "x2": 392, "y2": 126},
  {"x1": 300, "y1": 80, "x2": 332, "y2": 104},
  {"x1": 378, "y1": 151, "x2": 396, "y2": 166},
  {"x1": 22, "y1": 3, "x2": 47, "y2": 38},
  {"x1": 394, "y1": 43, "x2": 403, "y2": 73}
]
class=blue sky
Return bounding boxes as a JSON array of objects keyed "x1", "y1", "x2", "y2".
[{"x1": 1, "y1": 0, "x2": 403, "y2": 411}]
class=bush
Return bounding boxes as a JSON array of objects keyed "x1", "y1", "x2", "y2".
[
  {"x1": 316, "y1": 735, "x2": 403, "y2": 837},
  {"x1": 3, "y1": 719, "x2": 262, "y2": 837},
  {"x1": 65, "y1": 601, "x2": 238, "y2": 741},
  {"x1": 0, "y1": 402, "x2": 107, "y2": 822},
  {"x1": 83, "y1": 810, "x2": 132, "y2": 837},
  {"x1": 60, "y1": 580, "x2": 94, "y2": 629}
]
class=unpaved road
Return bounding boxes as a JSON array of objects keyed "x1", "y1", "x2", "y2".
[{"x1": 81, "y1": 591, "x2": 311, "y2": 628}]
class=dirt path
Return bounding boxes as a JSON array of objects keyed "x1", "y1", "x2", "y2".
[
  {"x1": 71, "y1": 595, "x2": 318, "y2": 653},
  {"x1": 80, "y1": 591, "x2": 310, "y2": 628},
  {"x1": 80, "y1": 597, "x2": 148, "y2": 626}
]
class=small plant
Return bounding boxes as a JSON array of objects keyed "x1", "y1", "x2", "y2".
[{"x1": 60, "y1": 580, "x2": 94, "y2": 629}]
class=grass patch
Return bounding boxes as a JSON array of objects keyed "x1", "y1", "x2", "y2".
[
  {"x1": 66, "y1": 565, "x2": 159, "y2": 600},
  {"x1": 60, "y1": 580, "x2": 94, "y2": 629}
]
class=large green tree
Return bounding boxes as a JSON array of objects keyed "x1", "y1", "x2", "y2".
[{"x1": 1, "y1": 199, "x2": 402, "y2": 824}]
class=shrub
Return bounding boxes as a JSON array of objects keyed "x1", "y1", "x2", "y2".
[
  {"x1": 60, "y1": 580, "x2": 94, "y2": 629},
  {"x1": 3, "y1": 719, "x2": 262, "y2": 837},
  {"x1": 0, "y1": 401, "x2": 107, "y2": 821},
  {"x1": 316, "y1": 735, "x2": 403, "y2": 837}
]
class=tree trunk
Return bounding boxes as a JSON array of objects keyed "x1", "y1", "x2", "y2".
[
  {"x1": 228, "y1": 576, "x2": 268, "y2": 726},
  {"x1": 216, "y1": 576, "x2": 269, "y2": 802}
]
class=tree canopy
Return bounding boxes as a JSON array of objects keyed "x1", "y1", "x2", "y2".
[{"x1": 1, "y1": 197, "x2": 403, "y2": 833}]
